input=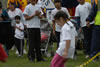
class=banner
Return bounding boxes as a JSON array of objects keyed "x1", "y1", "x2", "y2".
[
  {"x1": 7, "y1": 0, "x2": 27, "y2": 12},
  {"x1": 18, "y1": 0, "x2": 27, "y2": 12},
  {"x1": 41, "y1": 0, "x2": 55, "y2": 8}
]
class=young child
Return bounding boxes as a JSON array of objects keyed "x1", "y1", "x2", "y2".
[
  {"x1": 14, "y1": 15, "x2": 24, "y2": 57},
  {"x1": 51, "y1": 0, "x2": 70, "y2": 49},
  {"x1": 51, "y1": 11, "x2": 76, "y2": 67}
]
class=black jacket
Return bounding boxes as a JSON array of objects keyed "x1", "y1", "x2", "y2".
[{"x1": 86, "y1": 2, "x2": 98, "y2": 22}]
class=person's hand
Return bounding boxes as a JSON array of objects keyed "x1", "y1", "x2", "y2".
[
  {"x1": 35, "y1": 11, "x2": 41, "y2": 16},
  {"x1": 86, "y1": 21, "x2": 90, "y2": 28},
  {"x1": 79, "y1": 28, "x2": 82, "y2": 33},
  {"x1": 15, "y1": 26, "x2": 19, "y2": 29},
  {"x1": 62, "y1": 52, "x2": 67, "y2": 59}
]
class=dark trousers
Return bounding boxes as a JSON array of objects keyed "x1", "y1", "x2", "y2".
[
  {"x1": 82, "y1": 24, "x2": 93, "y2": 55},
  {"x1": 90, "y1": 25, "x2": 100, "y2": 58},
  {"x1": 27, "y1": 28, "x2": 42, "y2": 61},
  {"x1": 15, "y1": 37, "x2": 24, "y2": 55},
  {"x1": 55, "y1": 31, "x2": 60, "y2": 48},
  {"x1": 4, "y1": 28, "x2": 14, "y2": 51}
]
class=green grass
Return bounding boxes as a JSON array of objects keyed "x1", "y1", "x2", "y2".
[{"x1": 0, "y1": 44, "x2": 100, "y2": 67}]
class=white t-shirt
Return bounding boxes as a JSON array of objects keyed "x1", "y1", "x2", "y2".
[
  {"x1": 75, "y1": 2, "x2": 94, "y2": 27},
  {"x1": 56, "y1": 21, "x2": 77, "y2": 59},
  {"x1": 23, "y1": 4, "x2": 43, "y2": 28},
  {"x1": 51, "y1": 7, "x2": 70, "y2": 32},
  {"x1": 8, "y1": 8, "x2": 26, "y2": 26},
  {"x1": 15, "y1": 22, "x2": 24, "y2": 39},
  {"x1": 37, "y1": 0, "x2": 44, "y2": 8}
]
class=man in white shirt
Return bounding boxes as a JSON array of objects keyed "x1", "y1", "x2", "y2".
[
  {"x1": 51, "y1": 0, "x2": 70, "y2": 48},
  {"x1": 75, "y1": 0, "x2": 94, "y2": 58},
  {"x1": 23, "y1": 0, "x2": 44, "y2": 62}
]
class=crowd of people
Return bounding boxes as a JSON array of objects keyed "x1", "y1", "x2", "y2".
[{"x1": 0, "y1": 0, "x2": 100, "y2": 67}]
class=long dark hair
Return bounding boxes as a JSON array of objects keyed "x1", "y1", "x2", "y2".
[{"x1": 54, "y1": 11, "x2": 68, "y2": 20}]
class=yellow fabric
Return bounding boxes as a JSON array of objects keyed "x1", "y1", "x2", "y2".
[
  {"x1": 85, "y1": 0, "x2": 91, "y2": 3},
  {"x1": 7, "y1": 0, "x2": 18, "y2": 8},
  {"x1": 95, "y1": 11, "x2": 100, "y2": 25},
  {"x1": 94, "y1": 0, "x2": 100, "y2": 25},
  {"x1": 7, "y1": 0, "x2": 27, "y2": 11},
  {"x1": 9, "y1": 0, "x2": 16, "y2": 3},
  {"x1": 7, "y1": 0, "x2": 14, "y2": 8},
  {"x1": 18, "y1": 0, "x2": 27, "y2": 9}
]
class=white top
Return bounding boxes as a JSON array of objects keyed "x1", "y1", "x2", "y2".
[
  {"x1": 75, "y1": 2, "x2": 94, "y2": 27},
  {"x1": 23, "y1": 4, "x2": 43, "y2": 28},
  {"x1": 51, "y1": 7, "x2": 70, "y2": 32},
  {"x1": 56, "y1": 21, "x2": 77, "y2": 59},
  {"x1": 15, "y1": 22, "x2": 24, "y2": 39},
  {"x1": 37, "y1": 0, "x2": 45, "y2": 8},
  {"x1": 8, "y1": 8, "x2": 26, "y2": 26}
]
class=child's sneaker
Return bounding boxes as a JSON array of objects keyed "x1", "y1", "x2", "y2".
[
  {"x1": 24, "y1": 49, "x2": 27, "y2": 54},
  {"x1": 85, "y1": 55, "x2": 89, "y2": 58},
  {"x1": 11, "y1": 46, "x2": 15, "y2": 50},
  {"x1": 15, "y1": 50, "x2": 18, "y2": 54}
]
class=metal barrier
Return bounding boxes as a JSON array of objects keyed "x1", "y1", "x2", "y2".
[{"x1": 77, "y1": 52, "x2": 100, "y2": 67}]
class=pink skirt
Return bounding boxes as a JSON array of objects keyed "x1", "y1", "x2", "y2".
[{"x1": 51, "y1": 53, "x2": 67, "y2": 67}]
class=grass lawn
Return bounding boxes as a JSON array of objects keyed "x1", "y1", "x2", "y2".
[{"x1": 0, "y1": 44, "x2": 100, "y2": 67}]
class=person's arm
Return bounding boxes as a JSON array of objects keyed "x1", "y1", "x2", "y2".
[
  {"x1": 23, "y1": 6, "x2": 36, "y2": 20},
  {"x1": 86, "y1": 2, "x2": 97, "y2": 22},
  {"x1": 74, "y1": 17, "x2": 82, "y2": 32},
  {"x1": 37, "y1": 7, "x2": 44, "y2": 19},
  {"x1": 86, "y1": 2, "x2": 97, "y2": 27},
  {"x1": 36, "y1": 11, "x2": 43, "y2": 19},
  {"x1": 24, "y1": 11, "x2": 42, "y2": 20},
  {"x1": 62, "y1": 40, "x2": 71, "y2": 59},
  {"x1": 15, "y1": 26, "x2": 23, "y2": 31},
  {"x1": 24, "y1": 14, "x2": 35, "y2": 20},
  {"x1": 15, "y1": 23, "x2": 24, "y2": 31},
  {"x1": 3, "y1": 9, "x2": 11, "y2": 21},
  {"x1": 62, "y1": 27, "x2": 71, "y2": 59},
  {"x1": 52, "y1": 20, "x2": 56, "y2": 35},
  {"x1": 75, "y1": 7, "x2": 82, "y2": 32}
]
